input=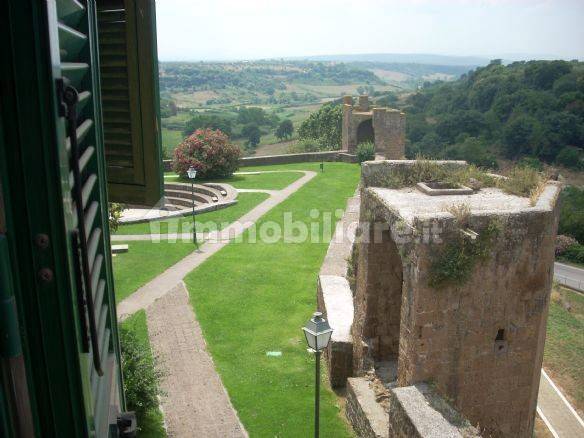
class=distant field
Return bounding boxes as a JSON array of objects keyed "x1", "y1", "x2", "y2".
[
  {"x1": 161, "y1": 128, "x2": 184, "y2": 158},
  {"x1": 286, "y1": 82, "x2": 399, "y2": 97}
]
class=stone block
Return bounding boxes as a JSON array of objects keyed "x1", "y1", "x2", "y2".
[
  {"x1": 346, "y1": 377, "x2": 389, "y2": 438},
  {"x1": 388, "y1": 383, "x2": 481, "y2": 438}
]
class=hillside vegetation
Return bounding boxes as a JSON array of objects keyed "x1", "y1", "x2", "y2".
[{"x1": 403, "y1": 60, "x2": 584, "y2": 170}]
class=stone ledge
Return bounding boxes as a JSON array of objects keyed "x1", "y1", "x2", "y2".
[
  {"x1": 346, "y1": 377, "x2": 389, "y2": 438},
  {"x1": 389, "y1": 384, "x2": 480, "y2": 438},
  {"x1": 317, "y1": 275, "x2": 353, "y2": 387}
]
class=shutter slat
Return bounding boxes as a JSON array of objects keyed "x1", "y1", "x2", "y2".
[
  {"x1": 56, "y1": 0, "x2": 85, "y2": 26},
  {"x1": 87, "y1": 227, "x2": 102, "y2": 269},
  {"x1": 68, "y1": 145, "x2": 95, "y2": 187},
  {"x1": 61, "y1": 62, "x2": 89, "y2": 86},
  {"x1": 81, "y1": 174, "x2": 97, "y2": 209},
  {"x1": 65, "y1": 119, "x2": 93, "y2": 152},
  {"x1": 90, "y1": 254, "x2": 103, "y2": 299},
  {"x1": 84, "y1": 201, "x2": 99, "y2": 238},
  {"x1": 58, "y1": 22, "x2": 87, "y2": 62}
]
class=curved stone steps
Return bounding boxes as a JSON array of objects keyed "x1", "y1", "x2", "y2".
[
  {"x1": 165, "y1": 182, "x2": 223, "y2": 200},
  {"x1": 165, "y1": 189, "x2": 218, "y2": 205}
]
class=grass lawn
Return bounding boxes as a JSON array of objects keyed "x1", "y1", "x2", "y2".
[
  {"x1": 543, "y1": 285, "x2": 584, "y2": 411},
  {"x1": 163, "y1": 170, "x2": 303, "y2": 190},
  {"x1": 183, "y1": 162, "x2": 360, "y2": 437},
  {"x1": 116, "y1": 192, "x2": 269, "y2": 235},
  {"x1": 112, "y1": 241, "x2": 196, "y2": 302},
  {"x1": 161, "y1": 128, "x2": 185, "y2": 158},
  {"x1": 121, "y1": 311, "x2": 166, "y2": 438}
]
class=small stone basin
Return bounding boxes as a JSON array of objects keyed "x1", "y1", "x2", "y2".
[{"x1": 416, "y1": 181, "x2": 473, "y2": 196}]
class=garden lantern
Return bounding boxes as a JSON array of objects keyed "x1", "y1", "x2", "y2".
[
  {"x1": 187, "y1": 166, "x2": 198, "y2": 246},
  {"x1": 302, "y1": 311, "x2": 333, "y2": 438}
]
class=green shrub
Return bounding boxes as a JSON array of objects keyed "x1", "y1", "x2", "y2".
[
  {"x1": 517, "y1": 156, "x2": 544, "y2": 171},
  {"x1": 120, "y1": 324, "x2": 162, "y2": 418},
  {"x1": 356, "y1": 141, "x2": 375, "y2": 163},
  {"x1": 559, "y1": 187, "x2": 584, "y2": 243},
  {"x1": 561, "y1": 244, "x2": 584, "y2": 265},
  {"x1": 108, "y1": 203, "x2": 124, "y2": 233},
  {"x1": 555, "y1": 146, "x2": 584, "y2": 170}
]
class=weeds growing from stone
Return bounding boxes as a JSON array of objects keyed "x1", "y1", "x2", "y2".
[{"x1": 428, "y1": 220, "x2": 501, "y2": 288}]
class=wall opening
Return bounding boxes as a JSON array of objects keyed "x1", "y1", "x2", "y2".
[
  {"x1": 360, "y1": 228, "x2": 403, "y2": 382},
  {"x1": 356, "y1": 119, "x2": 374, "y2": 145}
]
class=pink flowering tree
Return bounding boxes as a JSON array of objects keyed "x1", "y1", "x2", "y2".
[{"x1": 172, "y1": 129, "x2": 241, "y2": 179}]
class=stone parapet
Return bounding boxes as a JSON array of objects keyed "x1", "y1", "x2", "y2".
[
  {"x1": 346, "y1": 377, "x2": 389, "y2": 438},
  {"x1": 317, "y1": 275, "x2": 354, "y2": 387},
  {"x1": 388, "y1": 384, "x2": 480, "y2": 438}
]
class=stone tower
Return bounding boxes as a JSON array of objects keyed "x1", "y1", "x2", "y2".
[
  {"x1": 341, "y1": 95, "x2": 405, "y2": 159},
  {"x1": 317, "y1": 160, "x2": 562, "y2": 437}
]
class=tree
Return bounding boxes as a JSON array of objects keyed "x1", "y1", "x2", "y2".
[
  {"x1": 502, "y1": 115, "x2": 539, "y2": 158},
  {"x1": 183, "y1": 115, "x2": 232, "y2": 137},
  {"x1": 242, "y1": 124, "x2": 261, "y2": 148},
  {"x1": 298, "y1": 103, "x2": 342, "y2": 150},
  {"x1": 275, "y1": 119, "x2": 294, "y2": 141},
  {"x1": 237, "y1": 107, "x2": 267, "y2": 125},
  {"x1": 555, "y1": 146, "x2": 584, "y2": 170}
]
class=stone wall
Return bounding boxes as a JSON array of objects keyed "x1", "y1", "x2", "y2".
[
  {"x1": 316, "y1": 195, "x2": 360, "y2": 387},
  {"x1": 239, "y1": 151, "x2": 356, "y2": 166},
  {"x1": 372, "y1": 109, "x2": 405, "y2": 159},
  {"x1": 163, "y1": 151, "x2": 357, "y2": 172},
  {"x1": 352, "y1": 228, "x2": 403, "y2": 372}
]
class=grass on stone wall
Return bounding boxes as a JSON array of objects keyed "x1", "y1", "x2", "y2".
[
  {"x1": 428, "y1": 220, "x2": 500, "y2": 288},
  {"x1": 183, "y1": 162, "x2": 359, "y2": 437}
]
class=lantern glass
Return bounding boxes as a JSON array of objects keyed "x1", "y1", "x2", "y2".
[
  {"x1": 302, "y1": 311, "x2": 333, "y2": 352},
  {"x1": 187, "y1": 167, "x2": 197, "y2": 179}
]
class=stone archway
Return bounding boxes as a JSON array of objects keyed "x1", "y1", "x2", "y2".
[
  {"x1": 353, "y1": 226, "x2": 404, "y2": 382},
  {"x1": 356, "y1": 119, "x2": 374, "y2": 145}
]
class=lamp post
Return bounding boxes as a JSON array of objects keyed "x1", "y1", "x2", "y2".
[
  {"x1": 187, "y1": 166, "x2": 197, "y2": 246},
  {"x1": 302, "y1": 311, "x2": 333, "y2": 438}
]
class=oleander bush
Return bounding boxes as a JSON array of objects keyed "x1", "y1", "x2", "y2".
[{"x1": 173, "y1": 128, "x2": 241, "y2": 179}]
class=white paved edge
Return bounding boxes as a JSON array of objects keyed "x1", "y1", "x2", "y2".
[
  {"x1": 541, "y1": 368, "x2": 584, "y2": 427},
  {"x1": 537, "y1": 406, "x2": 560, "y2": 438}
]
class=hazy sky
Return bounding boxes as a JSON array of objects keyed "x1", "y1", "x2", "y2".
[{"x1": 155, "y1": 0, "x2": 584, "y2": 61}]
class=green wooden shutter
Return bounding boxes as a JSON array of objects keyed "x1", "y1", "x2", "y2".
[
  {"x1": 97, "y1": 0, "x2": 163, "y2": 206},
  {"x1": 55, "y1": 1, "x2": 124, "y2": 435}
]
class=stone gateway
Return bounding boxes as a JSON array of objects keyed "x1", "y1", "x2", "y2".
[{"x1": 341, "y1": 95, "x2": 406, "y2": 159}]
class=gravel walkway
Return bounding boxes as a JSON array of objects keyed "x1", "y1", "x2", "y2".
[{"x1": 147, "y1": 283, "x2": 247, "y2": 437}]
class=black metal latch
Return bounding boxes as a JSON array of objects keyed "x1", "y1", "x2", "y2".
[{"x1": 116, "y1": 412, "x2": 137, "y2": 438}]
